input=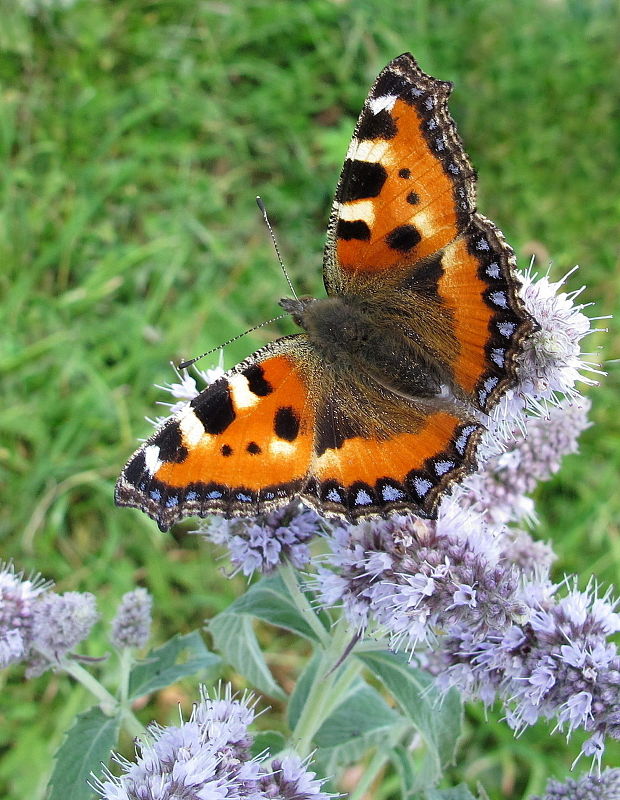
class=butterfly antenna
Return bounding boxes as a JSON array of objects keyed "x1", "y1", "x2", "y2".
[
  {"x1": 177, "y1": 314, "x2": 288, "y2": 370},
  {"x1": 256, "y1": 196, "x2": 299, "y2": 300}
]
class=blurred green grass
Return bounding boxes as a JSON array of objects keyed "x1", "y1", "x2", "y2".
[{"x1": 0, "y1": 0, "x2": 619, "y2": 798}]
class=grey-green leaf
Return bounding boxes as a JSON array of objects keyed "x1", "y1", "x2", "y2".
[
  {"x1": 128, "y1": 630, "x2": 220, "y2": 700},
  {"x1": 208, "y1": 612, "x2": 285, "y2": 700},
  {"x1": 425, "y1": 786, "x2": 479, "y2": 800},
  {"x1": 391, "y1": 745, "x2": 417, "y2": 799},
  {"x1": 314, "y1": 680, "x2": 408, "y2": 772},
  {"x1": 287, "y1": 649, "x2": 321, "y2": 729},
  {"x1": 48, "y1": 706, "x2": 120, "y2": 800},
  {"x1": 251, "y1": 730, "x2": 287, "y2": 759},
  {"x1": 358, "y1": 651, "x2": 462, "y2": 789},
  {"x1": 315, "y1": 683, "x2": 402, "y2": 749},
  {"x1": 228, "y1": 573, "x2": 327, "y2": 642}
]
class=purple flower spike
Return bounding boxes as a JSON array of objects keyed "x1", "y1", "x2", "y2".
[
  {"x1": 0, "y1": 562, "x2": 50, "y2": 669},
  {"x1": 110, "y1": 588, "x2": 153, "y2": 650},
  {"x1": 318, "y1": 506, "x2": 535, "y2": 651},
  {"x1": 531, "y1": 767, "x2": 620, "y2": 800},
  {"x1": 435, "y1": 580, "x2": 620, "y2": 764},
  {"x1": 458, "y1": 398, "x2": 591, "y2": 526},
  {"x1": 93, "y1": 685, "x2": 334, "y2": 800},
  {"x1": 200, "y1": 503, "x2": 322, "y2": 576},
  {"x1": 27, "y1": 591, "x2": 99, "y2": 676}
]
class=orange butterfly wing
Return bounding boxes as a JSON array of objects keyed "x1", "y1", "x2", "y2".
[
  {"x1": 323, "y1": 53, "x2": 474, "y2": 292},
  {"x1": 323, "y1": 53, "x2": 535, "y2": 412},
  {"x1": 116, "y1": 333, "x2": 484, "y2": 527},
  {"x1": 115, "y1": 338, "x2": 317, "y2": 530}
]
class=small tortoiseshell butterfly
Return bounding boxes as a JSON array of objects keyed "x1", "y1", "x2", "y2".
[{"x1": 116, "y1": 53, "x2": 535, "y2": 531}]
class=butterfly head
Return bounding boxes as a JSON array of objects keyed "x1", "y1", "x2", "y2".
[{"x1": 278, "y1": 295, "x2": 316, "y2": 328}]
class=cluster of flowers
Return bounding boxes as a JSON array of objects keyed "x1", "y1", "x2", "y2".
[
  {"x1": 0, "y1": 565, "x2": 152, "y2": 675},
  {"x1": 205, "y1": 505, "x2": 322, "y2": 577},
  {"x1": 93, "y1": 685, "x2": 332, "y2": 800},
  {"x1": 532, "y1": 768, "x2": 620, "y2": 800}
]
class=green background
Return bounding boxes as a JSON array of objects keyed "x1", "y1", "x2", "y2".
[{"x1": 0, "y1": 0, "x2": 619, "y2": 798}]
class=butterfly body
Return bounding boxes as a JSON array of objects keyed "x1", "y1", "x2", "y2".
[{"x1": 116, "y1": 53, "x2": 535, "y2": 531}]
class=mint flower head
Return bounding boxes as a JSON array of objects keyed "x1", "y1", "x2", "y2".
[
  {"x1": 317, "y1": 506, "x2": 534, "y2": 650},
  {"x1": 494, "y1": 266, "x2": 603, "y2": 426},
  {"x1": 201, "y1": 503, "x2": 322, "y2": 577},
  {"x1": 0, "y1": 562, "x2": 49, "y2": 669},
  {"x1": 435, "y1": 580, "x2": 620, "y2": 764},
  {"x1": 27, "y1": 591, "x2": 99, "y2": 676},
  {"x1": 531, "y1": 768, "x2": 620, "y2": 800},
  {"x1": 457, "y1": 397, "x2": 591, "y2": 526},
  {"x1": 93, "y1": 685, "x2": 333, "y2": 800},
  {"x1": 258, "y1": 755, "x2": 331, "y2": 800},
  {"x1": 110, "y1": 588, "x2": 153, "y2": 650}
]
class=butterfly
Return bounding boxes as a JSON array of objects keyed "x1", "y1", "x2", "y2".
[{"x1": 115, "y1": 53, "x2": 535, "y2": 531}]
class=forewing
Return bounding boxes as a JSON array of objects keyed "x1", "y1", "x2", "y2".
[
  {"x1": 323, "y1": 52, "x2": 475, "y2": 294},
  {"x1": 323, "y1": 53, "x2": 536, "y2": 414},
  {"x1": 115, "y1": 336, "x2": 317, "y2": 530}
]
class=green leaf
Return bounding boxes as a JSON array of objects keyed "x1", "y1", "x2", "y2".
[
  {"x1": 48, "y1": 706, "x2": 120, "y2": 800},
  {"x1": 128, "y1": 630, "x2": 220, "y2": 700},
  {"x1": 251, "y1": 730, "x2": 287, "y2": 758},
  {"x1": 391, "y1": 745, "x2": 417, "y2": 799},
  {"x1": 287, "y1": 649, "x2": 321, "y2": 729},
  {"x1": 315, "y1": 683, "x2": 402, "y2": 749},
  {"x1": 228, "y1": 573, "x2": 327, "y2": 642},
  {"x1": 208, "y1": 612, "x2": 286, "y2": 700},
  {"x1": 314, "y1": 680, "x2": 408, "y2": 771},
  {"x1": 425, "y1": 786, "x2": 479, "y2": 800},
  {"x1": 358, "y1": 651, "x2": 462, "y2": 790}
]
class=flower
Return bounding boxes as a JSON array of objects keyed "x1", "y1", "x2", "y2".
[
  {"x1": 110, "y1": 588, "x2": 153, "y2": 650},
  {"x1": 530, "y1": 767, "x2": 620, "y2": 800},
  {"x1": 151, "y1": 357, "x2": 225, "y2": 425},
  {"x1": 27, "y1": 591, "x2": 99, "y2": 675},
  {"x1": 0, "y1": 562, "x2": 49, "y2": 669},
  {"x1": 434, "y1": 580, "x2": 620, "y2": 763},
  {"x1": 93, "y1": 685, "x2": 333, "y2": 800},
  {"x1": 200, "y1": 503, "x2": 322, "y2": 576},
  {"x1": 258, "y1": 755, "x2": 331, "y2": 800},
  {"x1": 457, "y1": 397, "x2": 591, "y2": 526},
  {"x1": 495, "y1": 266, "x2": 602, "y2": 424},
  {"x1": 497, "y1": 527, "x2": 556, "y2": 576},
  {"x1": 317, "y1": 505, "x2": 532, "y2": 650}
]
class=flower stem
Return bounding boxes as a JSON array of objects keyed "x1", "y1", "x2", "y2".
[
  {"x1": 62, "y1": 659, "x2": 118, "y2": 714},
  {"x1": 348, "y1": 748, "x2": 391, "y2": 800},
  {"x1": 279, "y1": 561, "x2": 330, "y2": 646},
  {"x1": 293, "y1": 617, "x2": 359, "y2": 757},
  {"x1": 118, "y1": 647, "x2": 133, "y2": 706},
  {"x1": 62, "y1": 656, "x2": 145, "y2": 738}
]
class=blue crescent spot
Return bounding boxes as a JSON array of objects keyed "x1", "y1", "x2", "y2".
[
  {"x1": 491, "y1": 348, "x2": 505, "y2": 366},
  {"x1": 490, "y1": 291, "x2": 508, "y2": 308},
  {"x1": 326, "y1": 488, "x2": 342, "y2": 503},
  {"x1": 413, "y1": 477, "x2": 433, "y2": 497},
  {"x1": 455, "y1": 425, "x2": 477, "y2": 455},
  {"x1": 497, "y1": 321, "x2": 516, "y2": 338},
  {"x1": 381, "y1": 485, "x2": 405, "y2": 502},
  {"x1": 355, "y1": 489, "x2": 373, "y2": 506},
  {"x1": 434, "y1": 460, "x2": 454, "y2": 476},
  {"x1": 486, "y1": 262, "x2": 501, "y2": 278}
]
